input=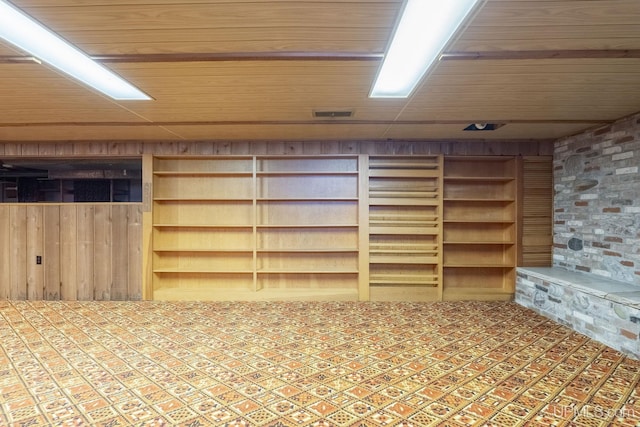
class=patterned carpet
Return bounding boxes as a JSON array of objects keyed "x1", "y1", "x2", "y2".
[{"x1": 1, "y1": 300, "x2": 639, "y2": 427}]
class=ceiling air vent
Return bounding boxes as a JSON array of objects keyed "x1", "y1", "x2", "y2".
[{"x1": 313, "y1": 110, "x2": 354, "y2": 118}]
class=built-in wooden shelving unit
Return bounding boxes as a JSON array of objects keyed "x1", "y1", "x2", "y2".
[
  {"x1": 152, "y1": 155, "x2": 359, "y2": 300},
  {"x1": 367, "y1": 156, "x2": 442, "y2": 301},
  {"x1": 442, "y1": 156, "x2": 518, "y2": 300},
  {"x1": 150, "y1": 154, "x2": 546, "y2": 301},
  {"x1": 152, "y1": 156, "x2": 255, "y2": 299}
]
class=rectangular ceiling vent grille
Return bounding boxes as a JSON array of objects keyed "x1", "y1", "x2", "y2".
[{"x1": 313, "y1": 110, "x2": 353, "y2": 118}]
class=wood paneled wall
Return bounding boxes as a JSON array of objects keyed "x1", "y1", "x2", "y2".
[
  {"x1": 519, "y1": 157, "x2": 554, "y2": 266},
  {"x1": 1, "y1": 140, "x2": 553, "y2": 301},
  {"x1": 0, "y1": 140, "x2": 553, "y2": 158},
  {"x1": 0, "y1": 204, "x2": 142, "y2": 300}
]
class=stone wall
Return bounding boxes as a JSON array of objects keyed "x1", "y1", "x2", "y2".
[
  {"x1": 554, "y1": 113, "x2": 640, "y2": 285},
  {"x1": 516, "y1": 267, "x2": 640, "y2": 359}
]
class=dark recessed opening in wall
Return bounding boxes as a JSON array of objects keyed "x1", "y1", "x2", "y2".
[{"x1": 0, "y1": 158, "x2": 142, "y2": 203}]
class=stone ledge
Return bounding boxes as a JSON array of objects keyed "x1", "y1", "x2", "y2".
[
  {"x1": 516, "y1": 266, "x2": 639, "y2": 359},
  {"x1": 518, "y1": 267, "x2": 640, "y2": 309}
]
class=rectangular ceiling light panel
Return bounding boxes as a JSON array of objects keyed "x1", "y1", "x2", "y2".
[
  {"x1": 371, "y1": 0, "x2": 483, "y2": 98},
  {"x1": 0, "y1": 0, "x2": 151, "y2": 100}
]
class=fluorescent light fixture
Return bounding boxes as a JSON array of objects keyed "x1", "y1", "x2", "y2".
[
  {"x1": 370, "y1": 0, "x2": 482, "y2": 98},
  {"x1": 0, "y1": 0, "x2": 151, "y2": 100}
]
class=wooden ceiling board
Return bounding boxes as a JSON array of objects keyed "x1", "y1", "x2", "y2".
[
  {"x1": 0, "y1": 124, "x2": 181, "y2": 141},
  {"x1": 397, "y1": 100, "x2": 640, "y2": 123},
  {"x1": 454, "y1": 25, "x2": 640, "y2": 51},
  {"x1": 396, "y1": 57, "x2": 640, "y2": 122},
  {"x1": 12, "y1": 3, "x2": 398, "y2": 32},
  {"x1": 108, "y1": 61, "x2": 380, "y2": 78},
  {"x1": 116, "y1": 105, "x2": 406, "y2": 123},
  {"x1": 15, "y1": 0, "x2": 400, "y2": 5},
  {"x1": 433, "y1": 59, "x2": 640, "y2": 75},
  {"x1": 102, "y1": 61, "x2": 405, "y2": 122},
  {"x1": 471, "y1": 1, "x2": 640, "y2": 27},
  {"x1": 383, "y1": 122, "x2": 604, "y2": 141},
  {"x1": 1, "y1": 0, "x2": 640, "y2": 142},
  {"x1": 41, "y1": 27, "x2": 390, "y2": 55},
  {"x1": 162, "y1": 123, "x2": 392, "y2": 141}
]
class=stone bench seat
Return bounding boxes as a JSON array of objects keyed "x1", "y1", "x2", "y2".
[{"x1": 516, "y1": 267, "x2": 640, "y2": 359}]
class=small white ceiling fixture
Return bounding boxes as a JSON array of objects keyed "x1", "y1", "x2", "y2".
[
  {"x1": 370, "y1": 0, "x2": 484, "y2": 98},
  {"x1": 0, "y1": 0, "x2": 151, "y2": 100}
]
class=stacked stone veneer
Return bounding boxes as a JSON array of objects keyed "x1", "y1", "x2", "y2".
[
  {"x1": 554, "y1": 112, "x2": 640, "y2": 285},
  {"x1": 516, "y1": 112, "x2": 640, "y2": 359},
  {"x1": 516, "y1": 267, "x2": 640, "y2": 359}
]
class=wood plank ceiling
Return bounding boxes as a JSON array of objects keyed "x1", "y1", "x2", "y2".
[{"x1": 0, "y1": 0, "x2": 639, "y2": 142}]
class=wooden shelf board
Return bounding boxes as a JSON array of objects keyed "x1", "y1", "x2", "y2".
[
  {"x1": 369, "y1": 170, "x2": 440, "y2": 178},
  {"x1": 444, "y1": 264, "x2": 515, "y2": 268},
  {"x1": 442, "y1": 288, "x2": 514, "y2": 301},
  {"x1": 444, "y1": 176, "x2": 515, "y2": 182},
  {"x1": 257, "y1": 248, "x2": 357, "y2": 253},
  {"x1": 369, "y1": 221, "x2": 439, "y2": 227},
  {"x1": 154, "y1": 197, "x2": 253, "y2": 202},
  {"x1": 257, "y1": 270, "x2": 359, "y2": 274},
  {"x1": 444, "y1": 241, "x2": 515, "y2": 245},
  {"x1": 154, "y1": 171, "x2": 252, "y2": 177},
  {"x1": 443, "y1": 198, "x2": 515, "y2": 202},
  {"x1": 257, "y1": 197, "x2": 358, "y2": 202},
  {"x1": 369, "y1": 198, "x2": 440, "y2": 206},
  {"x1": 154, "y1": 155, "x2": 253, "y2": 160},
  {"x1": 154, "y1": 269, "x2": 254, "y2": 274},
  {"x1": 443, "y1": 219, "x2": 515, "y2": 224},
  {"x1": 153, "y1": 287, "x2": 359, "y2": 302},
  {"x1": 154, "y1": 248, "x2": 252, "y2": 253},
  {"x1": 370, "y1": 273, "x2": 437, "y2": 279},
  {"x1": 257, "y1": 171, "x2": 357, "y2": 176},
  {"x1": 154, "y1": 224, "x2": 253, "y2": 229},
  {"x1": 369, "y1": 191, "x2": 439, "y2": 198},
  {"x1": 370, "y1": 278, "x2": 438, "y2": 286},
  {"x1": 257, "y1": 224, "x2": 358, "y2": 229},
  {"x1": 257, "y1": 154, "x2": 357, "y2": 159},
  {"x1": 369, "y1": 185, "x2": 438, "y2": 191},
  {"x1": 369, "y1": 249, "x2": 438, "y2": 254},
  {"x1": 370, "y1": 257, "x2": 438, "y2": 264},
  {"x1": 369, "y1": 162, "x2": 438, "y2": 169},
  {"x1": 369, "y1": 214, "x2": 438, "y2": 221},
  {"x1": 369, "y1": 227, "x2": 439, "y2": 235}
]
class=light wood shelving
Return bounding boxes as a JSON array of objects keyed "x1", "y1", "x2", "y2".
[
  {"x1": 150, "y1": 154, "x2": 545, "y2": 302},
  {"x1": 442, "y1": 156, "x2": 518, "y2": 300},
  {"x1": 152, "y1": 155, "x2": 359, "y2": 300},
  {"x1": 152, "y1": 156, "x2": 255, "y2": 299},
  {"x1": 367, "y1": 156, "x2": 442, "y2": 301}
]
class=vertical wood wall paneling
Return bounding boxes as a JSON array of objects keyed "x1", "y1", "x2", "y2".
[
  {"x1": 141, "y1": 153, "x2": 154, "y2": 300},
  {"x1": 77, "y1": 205, "x2": 95, "y2": 300},
  {"x1": 357, "y1": 154, "x2": 370, "y2": 301},
  {"x1": 26, "y1": 206, "x2": 44, "y2": 300},
  {"x1": 94, "y1": 205, "x2": 113, "y2": 300},
  {"x1": 252, "y1": 156, "x2": 259, "y2": 292},
  {"x1": 44, "y1": 206, "x2": 61, "y2": 300},
  {"x1": 0, "y1": 141, "x2": 554, "y2": 301},
  {"x1": 111, "y1": 205, "x2": 130, "y2": 300},
  {"x1": 0, "y1": 206, "x2": 9, "y2": 299},
  {"x1": 128, "y1": 205, "x2": 143, "y2": 300},
  {"x1": 10, "y1": 206, "x2": 27, "y2": 299},
  {"x1": 520, "y1": 156, "x2": 553, "y2": 266},
  {"x1": 436, "y1": 155, "x2": 444, "y2": 301},
  {"x1": 60, "y1": 205, "x2": 78, "y2": 300}
]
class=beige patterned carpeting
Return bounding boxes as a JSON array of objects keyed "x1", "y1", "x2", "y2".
[{"x1": 1, "y1": 300, "x2": 639, "y2": 426}]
